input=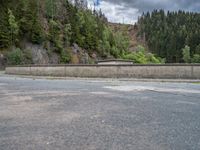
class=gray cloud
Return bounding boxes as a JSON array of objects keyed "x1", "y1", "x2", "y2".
[
  {"x1": 103, "y1": 0, "x2": 200, "y2": 12},
  {"x1": 88, "y1": 0, "x2": 200, "y2": 24}
]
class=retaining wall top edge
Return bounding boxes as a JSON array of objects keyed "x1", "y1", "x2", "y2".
[{"x1": 5, "y1": 64, "x2": 200, "y2": 68}]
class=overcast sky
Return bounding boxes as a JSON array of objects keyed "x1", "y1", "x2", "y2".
[{"x1": 88, "y1": 0, "x2": 200, "y2": 24}]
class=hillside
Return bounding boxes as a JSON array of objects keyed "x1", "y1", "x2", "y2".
[
  {"x1": 0, "y1": 0, "x2": 163, "y2": 66},
  {"x1": 138, "y1": 10, "x2": 200, "y2": 63},
  {"x1": 108, "y1": 22, "x2": 147, "y2": 51}
]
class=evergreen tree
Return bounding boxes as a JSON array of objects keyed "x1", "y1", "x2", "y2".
[
  {"x1": 64, "y1": 24, "x2": 72, "y2": 47},
  {"x1": 138, "y1": 10, "x2": 200, "y2": 63},
  {"x1": 8, "y1": 9, "x2": 19, "y2": 45},
  {"x1": 45, "y1": 0, "x2": 57, "y2": 19},
  {"x1": 182, "y1": 45, "x2": 191, "y2": 63},
  {"x1": 0, "y1": 1, "x2": 10, "y2": 48}
]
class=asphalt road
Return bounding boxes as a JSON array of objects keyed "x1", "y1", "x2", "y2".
[{"x1": 0, "y1": 75, "x2": 200, "y2": 150}]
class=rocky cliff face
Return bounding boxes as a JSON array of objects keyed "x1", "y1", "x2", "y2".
[
  {"x1": 21, "y1": 42, "x2": 96, "y2": 65},
  {"x1": 25, "y1": 43, "x2": 49, "y2": 64}
]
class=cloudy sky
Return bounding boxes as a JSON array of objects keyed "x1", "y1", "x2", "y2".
[{"x1": 88, "y1": 0, "x2": 200, "y2": 24}]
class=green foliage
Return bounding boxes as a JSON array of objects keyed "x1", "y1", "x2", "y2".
[
  {"x1": 49, "y1": 19, "x2": 63, "y2": 53},
  {"x1": 64, "y1": 24, "x2": 72, "y2": 47},
  {"x1": 123, "y1": 51, "x2": 148, "y2": 64},
  {"x1": 182, "y1": 45, "x2": 191, "y2": 63},
  {"x1": 195, "y1": 44, "x2": 200, "y2": 55},
  {"x1": 8, "y1": 9, "x2": 19, "y2": 45},
  {"x1": 1, "y1": 0, "x2": 165, "y2": 65},
  {"x1": 192, "y1": 54, "x2": 200, "y2": 63},
  {"x1": 45, "y1": 0, "x2": 57, "y2": 19},
  {"x1": 0, "y1": 2, "x2": 10, "y2": 48},
  {"x1": 19, "y1": 0, "x2": 44, "y2": 44},
  {"x1": 122, "y1": 45, "x2": 163, "y2": 64},
  {"x1": 136, "y1": 45, "x2": 145, "y2": 52},
  {"x1": 139, "y1": 10, "x2": 200, "y2": 63},
  {"x1": 114, "y1": 32, "x2": 130, "y2": 53},
  {"x1": 31, "y1": 19, "x2": 44, "y2": 44},
  {"x1": 97, "y1": 26, "x2": 112, "y2": 57},
  {"x1": 147, "y1": 53, "x2": 165, "y2": 64},
  {"x1": 60, "y1": 49, "x2": 71, "y2": 63},
  {"x1": 0, "y1": 0, "x2": 130, "y2": 60},
  {"x1": 7, "y1": 48, "x2": 24, "y2": 65}
]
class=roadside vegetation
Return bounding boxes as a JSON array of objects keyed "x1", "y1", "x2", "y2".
[
  {"x1": 0, "y1": 0, "x2": 164, "y2": 65},
  {"x1": 1, "y1": 1, "x2": 200, "y2": 65}
]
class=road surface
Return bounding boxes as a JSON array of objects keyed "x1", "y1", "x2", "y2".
[{"x1": 0, "y1": 74, "x2": 200, "y2": 150}]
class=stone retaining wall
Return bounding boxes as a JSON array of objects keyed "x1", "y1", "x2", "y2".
[{"x1": 5, "y1": 64, "x2": 200, "y2": 79}]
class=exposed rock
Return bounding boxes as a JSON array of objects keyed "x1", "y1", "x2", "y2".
[
  {"x1": 49, "y1": 53, "x2": 60, "y2": 64},
  {"x1": 25, "y1": 43, "x2": 49, "y2": 64},
  {"x1": 72, "y1": 43, "x2": 81, "y2": 54},
  {"x1": 80, "y1": 51, "x2": 89, "y2": 64}
]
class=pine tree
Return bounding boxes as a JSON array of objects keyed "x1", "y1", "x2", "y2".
[
  {"x1": 0, "y1": 1, "x2": 10, "y2": 48},
  {"x1": 182, "y1": 45, "x2": 191, "y2": 63},
  {"x1": 8, "y1": 9, "x2": 19, "y2": 46},
  {"x1": 138, "y1": 9, "x2": 200, "y2": 63}
]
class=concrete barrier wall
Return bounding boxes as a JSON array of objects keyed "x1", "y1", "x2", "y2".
[{"x1": 5, "y1": 64, "x2": 200, "y2": 79}]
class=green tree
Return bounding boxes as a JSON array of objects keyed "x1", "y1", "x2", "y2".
[
  {"x1": 45, "y1": 0, "x2": 57, "y2": 19},
  {"x1": 182, "y1": 45, "x2": 191, "y2": 63},
  {"x1": 8, "y1": 9, "x2": 19, "y2": 46},
  {"x1": 49, "y1": 19, "x2": 63, "y2": 53},
  {"x1": 138, "y1": 10, "x2": 200, "y2": 63},
  {"x1": 0, "y1": 0, "x2": 10, "y2": 48},
  {"x1": 64, "y1": 24, "x2": 72, "y2": 47},
  {"x1": 114, "y1": 32, "x2": 129, "y2": 55},
  {"x1": 20, "y1": 0, "x2": 44, "y2": 44},
  {"x1": 195, "y1": 44, "x2": 200, "y2": 55}
]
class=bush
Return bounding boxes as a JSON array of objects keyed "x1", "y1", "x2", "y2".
[
  {"x1": 123, "y1": 52, "x2": 148, "y2": 64},
  {"x1": 122, "y1": 45, "x2": 164, "y2": 64},
  {"x1": 49, "y1": 20, "x2": 63, "y2": 53},
  {"x1": 147, "y1": 53, "x2": 162, "y2": 64},
  {"x1": 60, "y1": 49, "x2": 71, "y2": 63},
  {"x1": 110, "y1": 46, "x2": 120, "y2": 58},
  {"x1": 7, "y1": 48, "x2": 24, "y2": 65},
  {"x1": 192, "y1": 54, "x2": 200, "y2": 63}
]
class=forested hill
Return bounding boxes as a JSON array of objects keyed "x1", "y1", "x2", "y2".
[
  {"x1": 0, "y1": 0, "x2": 113, "y2": 64},
  {"x1": 0, "y1": 0, "x2": 164, "y2": 65},
  {"x1": 1, "y1": 1, "x2": 200, "y2": 65},
  {"x1": 138, "y1": 10, "x2": 200, "y2": 63}
]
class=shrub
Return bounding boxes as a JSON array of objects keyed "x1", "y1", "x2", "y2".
[
  {"x1": 60, "y1": 49, "x2": 71, "y2": 63},
  {"x1": 147, "y1": 53, "x2": 162, "y2": 64},
  {"x1": 192, "y1": 54, "x2": 200, "y2": 63},
  {"x1": 123, "y1": 52, "x2": 148, "y2": 64},
  {"x1": 7, "y1": 48, "x2": 24, "y2": 65},
  {"x1": 122, "y1": 45, "x2": 163, "y2": 64}
]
